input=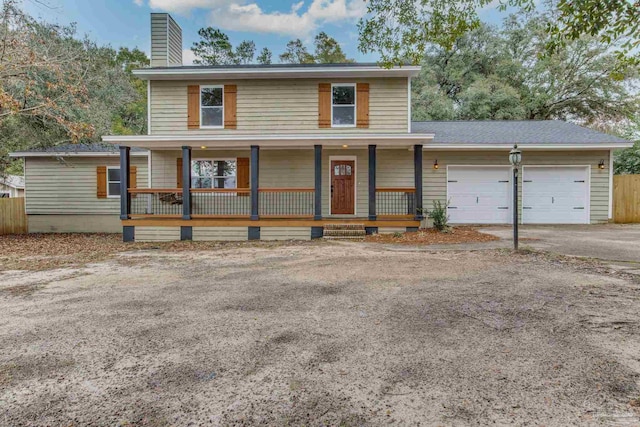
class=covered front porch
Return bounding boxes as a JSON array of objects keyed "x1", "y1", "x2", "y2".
[{"x1": 108, "y1": 134, "x2": 432, "y2": 241}]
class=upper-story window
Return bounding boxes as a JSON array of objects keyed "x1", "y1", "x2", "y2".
[
  {"x1": 332, "y1": 84, "x2": 356, "y2": 127},
  {"x1": 201, "y1": 86, "x2": 224, "y2": 128}
]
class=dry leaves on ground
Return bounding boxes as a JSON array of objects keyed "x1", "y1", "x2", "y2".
[
  {"x1": 366, "y1": 227, "x2": 500, "y2": 245},
  {"x1": 0, "y1": 233, "x2": 318, "y2": 271}
]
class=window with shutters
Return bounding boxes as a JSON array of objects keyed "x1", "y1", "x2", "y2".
[
  {"x1": 191, "y1": 159, "x2": 236, "y2": 189},
  {"x1": 332, "y1": 84, "x2": 356, "y2": 127},
  {"x1": 200, "y1": 86, "x2": 224, "y2": 128},
  {"x1": 107, "y1": 167, "x2": 121, "y2": 198}
]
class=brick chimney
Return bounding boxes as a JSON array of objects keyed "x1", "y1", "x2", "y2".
[{"x1": 150, "y1": 13, "x2": 182, "y2": 67}]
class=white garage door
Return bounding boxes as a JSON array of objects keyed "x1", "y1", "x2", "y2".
[
  {"x1": 447, "y1": 166, "x2": 512, "y2": 224},
  {"x1": 522, "y1": 166, "x2": 590, "y2": 224}
]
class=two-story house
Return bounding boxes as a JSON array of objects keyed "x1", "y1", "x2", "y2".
[{"x1": 11, "y1": 13, "x2": 633, "y2": 240}]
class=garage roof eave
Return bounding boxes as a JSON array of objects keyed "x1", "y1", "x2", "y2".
[{"x1": 422, "y1": 143, "x2": 633, "y2": 150}]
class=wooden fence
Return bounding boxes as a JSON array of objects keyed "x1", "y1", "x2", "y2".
[
  {"x1": 613, "y1": 175, "x2": 640, "y2": 223},
  {"x1": 0, "y1": 197, "x2": 27, "y2": 234}
]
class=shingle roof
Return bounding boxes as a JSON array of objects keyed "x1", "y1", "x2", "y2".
[
  {"x1": 0, "y1": 174, "x2": 24, "y2": 189},
  {"x1": 141, "y1": 62, "x2": 386, "y2": 71},
  {"x1": 411, "y1": 120, "x2": 631, "y2": 144},
  {"x1": 23, "y1": 143, "x2": 146, "y2": 153}
]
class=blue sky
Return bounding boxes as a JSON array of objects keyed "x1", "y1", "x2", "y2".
[{"x1": 22, "y1": 0, "x2": 509, "y2": 64}]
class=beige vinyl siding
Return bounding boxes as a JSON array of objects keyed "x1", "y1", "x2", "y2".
[
  {"x1": 135, "y1": 226, "x2": 180, "y2": 242},
  {"x1": 260, "y1": 227, "x2": 311, "y2": 240},
  {"x1": 24, "y1": 156, "x2": 148, "y2": 215},
  {"x1": 166, "y1": 15, "x2": 182, "y2": 66},
  {"x1": 422, "y1": 150, "x2": 611, "y2": 224},
  {"x1": 150, "y1": 14, "x2": 182, "y2": 67},
  {"x1": 28, "y1": 214, "x2": 122, "y2": 233},
  {"x1": 192, "y1": 227, "x2": 247, "y2": 241},
  {"x1": 150, "y1": 78, "x2": 408, "y2": 135}
]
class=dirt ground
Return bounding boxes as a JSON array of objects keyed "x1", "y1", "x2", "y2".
[{"x1": 1, "y1": 238, "x2": 640, "y2": 426}]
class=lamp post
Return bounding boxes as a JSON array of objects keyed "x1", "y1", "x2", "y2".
[{"x1": 509, "y1": 144, "x2": 522, "y2": 251}]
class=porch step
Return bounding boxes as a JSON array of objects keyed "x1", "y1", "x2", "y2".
[{"x1": 323, "y1": 224, "x2": 366, "y2": 240}]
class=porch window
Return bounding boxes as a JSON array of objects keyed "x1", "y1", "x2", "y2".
[
  {"x1": 191, "y1": 159, "x2": 237, "y2": 189},
  {"x1": 200, "y1": 86, "x2": 223, "y2": 128},
  {"x1": 107, "y1": 167, "x2": 120, "y2": 197},
  {"x1": 332, "y1": 84, "x2": 355, "y2": 127}
]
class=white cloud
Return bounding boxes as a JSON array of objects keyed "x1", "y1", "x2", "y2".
[
  {"x1": 140, "y1": 0, "x2": 367, "y2": 37},
  {"x1": 134, "y1": 0, "x2": 144, "y2": 5},
  {"x1": 182, "y1": 49, "x2": 197, "y2": 65}
]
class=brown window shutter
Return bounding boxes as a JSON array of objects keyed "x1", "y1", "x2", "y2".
[
  {"x1": 187, "y1": 85, "x2": 200, "y2": 129},
  {"x1": 176, "y1": 158, "x2": 183, "y2": 188},
  {"x1": 129, "y1": 166, "x2": 137, "y2": 198},
  {"x1": 96, "y1": 166, "x2": 107, "y2": 199},
  {"x1": 237, "y1": 157, "x2": 250, "y2": 196},
  {"x1": 356, "y1": 83, "x2": 370, "y2": 128},
  {"x1": 318, "y1": 83, "x2": 331, "y2": 128},
  {"x1": 224, "y1": 84, "x2": 237, "y2": 129}
]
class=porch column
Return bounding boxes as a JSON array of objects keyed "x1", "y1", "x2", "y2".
[
  {"x1": 119, "y1": 146, "x2": 130, "y2": 220},
  {"x1": 314, "y1": 145, "x2": 322, "y2": 220},
  {"x1": 250, "y1": 145, "x2": 260, "y2": 220},
  {"x1": 182, "y1": 146, "x2": 192, "y2": 220},
  {"x1": 368, "y1": 145, "x2": 377, "y2": 221},
  {"x1": 413, "y1": 144, "x2": 424, "y2": 220}
]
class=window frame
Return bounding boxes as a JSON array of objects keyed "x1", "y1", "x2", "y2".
[
  {"x1": 106, "y1": 166, "x2": 121, "y2": 199},
  {"x1": 199, "y1": 85, "x2": 225, "y2": 129},
  {"x1": 331, "y1": 83, "x2": 357, "y2": 128},
  {"x1": 190, "y1": 158, "x2": 238, "y2": 192},
  {"x1": 0, "y1": 191, "x2": 10, "y2": 198}
]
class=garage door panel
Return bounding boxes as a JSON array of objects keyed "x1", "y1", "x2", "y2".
[
  {"x1": 447, "y1": 167, "x2": 512, "y2": 224},
  {"x1": 522, "y1": 167, "x2": 589, "y2": 224}
]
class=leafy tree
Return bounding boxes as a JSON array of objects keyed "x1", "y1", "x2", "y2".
[
  {"x1": 279, "y1": 39, "x2": 315, "y2": 64},
  {"x1": 0, "y1": 0, "x2": 137, "y2": 174},
  {"x1": 613, "y1": 118, "x2": 640, "y2": 175},
  {"x1": 257, "y1": 47, "x2": 272, "y2": 65},
  {"x1": 112, "y1": 47, "x2": 149, "y2": 135},
  {"x1": 411, "y1": 13, "x2": 639, "y2": 124},
  {"x1": 235, "y1": 40, "x2": 256, "y2": 65},
  {"x1": 191, "y1": 27, "x2": 235, "y2": 65},
  {"x1": 358, "y1": 0, "x2": 640, "y2": 67},
  {"x1": 313, "y1": 32, "x2": 353, "y2": 63}
]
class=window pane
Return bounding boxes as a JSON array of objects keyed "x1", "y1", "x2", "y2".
[
  {"x1": 202, "y1": 107, "x2": 223, "y2": 127},
  {"x1": 346, "y1": 165, "x2": 352, "y2": 175},
  {"x1": 108, "y1": 168, "x2": 120, "y2": 182},
  {"x1": 192, "y1": 177, "x2": 213, "y2": 189},
  {"x1": 192, "y1": 160, "x2": 213, "y2": 178},
  {"x1": 108, "y1": 183, "x2": 121, "y2": 196},
  {"x1": 332, "y1": 106, "x2": 355, "y2": 125},
  {"x1": 334, "y1": 165, "x2": 340, "y2": 176},
  {"x1": 214, "y1": 160, "x2": 236, "y2": 177},
  {"x1": 214, "y1": 176, "x2": 236, "y2": 189},
  {"x1": 333, "y1": 86, "x2": 355, "y2": 105},
  {"x1": 201, "y1": 87, "x2": 222, "y2": 106}
]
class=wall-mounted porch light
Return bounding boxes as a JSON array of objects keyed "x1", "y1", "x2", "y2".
[
  {"x1": 342, "y1": 144, "x2": 349, "y2": 149},
  {"x1": 433, "y1": 159, "x2": 439, "y2": 170},
  {"x1": 200, "y1": 145, "x2": 207, "y2": 149},
  {"x1": 598, "y1": 159, "x2": 605, "y2": 170}
]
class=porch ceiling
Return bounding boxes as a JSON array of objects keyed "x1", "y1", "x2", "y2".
[{"x1": 102, "y1": 133, "x2": 435, "y2": 150}]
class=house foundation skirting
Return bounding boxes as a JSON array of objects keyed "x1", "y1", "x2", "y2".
[{"x1": 123, "y1": 218, "x2": 420, "y2": 242}]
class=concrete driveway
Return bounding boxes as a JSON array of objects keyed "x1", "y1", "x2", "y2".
[{"x1": 480, "y1": 224, "x2": 640, "y2": 264}]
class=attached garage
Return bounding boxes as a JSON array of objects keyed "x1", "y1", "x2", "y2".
[
  {"x1": 446, "y1": 166, "x2": 512, "y2": 224},
  {"x1": 522, "y1": 166, "x2": 590, "y2": 224}
]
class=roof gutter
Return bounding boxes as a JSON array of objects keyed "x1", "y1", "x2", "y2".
[
  {"x1": 132, "y1": 66, "x2": 422, "y2": 80},
  {"x1": 422, "y1": 143, "x2": 633, "y2": 150}
]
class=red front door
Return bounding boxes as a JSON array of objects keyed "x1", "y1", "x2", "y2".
[{"x1": 331, "y1": 160, "x2": 355, "y2": 215}]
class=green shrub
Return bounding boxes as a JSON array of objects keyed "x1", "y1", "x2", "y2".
[
  {"x1": 428, "y1": 200, "x2": 450, "y2": 232},
  {"x1": 392, "y1": 231, "x2": 403, "y2": 238}
]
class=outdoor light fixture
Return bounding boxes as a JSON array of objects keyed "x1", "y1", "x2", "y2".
[
  {"x1": 509, "y1": 144, "x2": 522, "y2": 251},
  {"x1": 433, "y1": 159, "x2": 439, "y2": 170},
  {"x1": 598, "y1": 159, "x2": 605, "y2": 169},
  {"x1": 342, "y1": 144, "x2": 349, "y2": 148},
  {"x1": 200, "y1": 145, "x2": 207, "y2": 149}
]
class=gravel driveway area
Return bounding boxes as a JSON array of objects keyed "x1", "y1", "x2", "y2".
[{"x1": 1, "y1": 241, "x2": 640, "y2": 425}]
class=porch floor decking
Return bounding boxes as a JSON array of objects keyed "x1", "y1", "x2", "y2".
[{"x1": 122, "y1": 217, "x2": 421, "y2": 228}]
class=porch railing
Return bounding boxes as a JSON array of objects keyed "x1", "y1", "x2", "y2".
[
  {"x1": 191, "y1": 188, "x2": 251, "y2": 217},
  {"x1": 376, "y1": 188, "x2": 416, "y2": 217},
  {"x1": 130, "y1": 188, "x2": 183, "y2": 217},
  {"x1": 259, "y1": 188, "x2": 315, "y2": 217}
]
